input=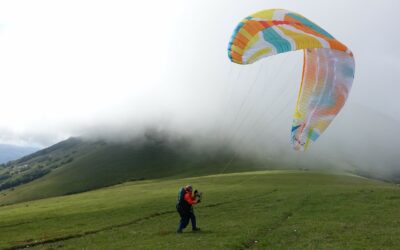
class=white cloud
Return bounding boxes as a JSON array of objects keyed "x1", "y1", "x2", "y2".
[{"x1": 0, "y1": 0, "x2": 399, "y2": 157}]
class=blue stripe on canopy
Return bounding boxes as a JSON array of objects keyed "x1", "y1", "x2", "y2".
[{"x1": 262, "y1": 28, "x2": 291, "y2": 53}]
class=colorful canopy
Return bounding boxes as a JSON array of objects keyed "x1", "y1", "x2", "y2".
[{"x1": 228, "y1": 9, "x2": 355, "y2": 151}]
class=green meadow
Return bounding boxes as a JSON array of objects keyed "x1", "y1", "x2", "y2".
[{"x1": 1, "y1": 170, "x2": 399, "y2": 249}]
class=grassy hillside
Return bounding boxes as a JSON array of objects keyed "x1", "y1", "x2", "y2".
[
  {"x1": 0, "y1": 133, "x2": 268, "y2": 205},
  {"x1": 0, "y1": 138, "x2": 97, "y2": 191},
  {"x1": 0, "y1": 170, "x2": 399, "y2": 249}
]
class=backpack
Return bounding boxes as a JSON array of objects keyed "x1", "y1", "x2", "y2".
[{"x1": 176, "y1": 187, "x2": 186, "y2": 209}]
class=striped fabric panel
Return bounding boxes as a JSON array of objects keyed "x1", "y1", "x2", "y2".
[
  {"x1": 228, "y1": 9, "x2": 350, "y2": 64},
  {"x1": 228, "y1": 9, "x2": 355, "y2": 151}
]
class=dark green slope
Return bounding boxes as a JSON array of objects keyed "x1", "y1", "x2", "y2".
[
  {"x1": 0, "y1": 138, "x2": 101, "y2": 191},
  {"x1": 0, "y1": 133, "x2": 268, "y2": 205}
]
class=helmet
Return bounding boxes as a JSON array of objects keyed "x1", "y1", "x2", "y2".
[{"x1": 185, "y1": 185, "x2": 193, "y2": 192}]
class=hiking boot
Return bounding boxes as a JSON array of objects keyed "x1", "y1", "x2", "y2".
[{"x1": 192, "y1": 227, "x2": 201, "y2": 232}]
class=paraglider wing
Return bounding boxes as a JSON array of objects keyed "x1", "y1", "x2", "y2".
[{"x1": 228, "y1": 9, "x2": 355, "y2": 151}]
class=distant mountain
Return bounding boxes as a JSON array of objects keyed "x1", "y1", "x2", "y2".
[
  {"x1": 0, "y1": 144, "x2": 40, "y2": 164},
  {"x1": 0, "y1": 132, "x2": 270, "y2": 205}
]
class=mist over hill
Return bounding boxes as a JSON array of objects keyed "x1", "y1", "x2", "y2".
[
  {"x1": 1, "y1": 100, "x2": 399, "y2": 205},
  {"x1": 0, "y1": 130, "x2": 271, "y2": 204},
  {"x1": 75, "y1": 102, "x2": 400, "y2": 182}
]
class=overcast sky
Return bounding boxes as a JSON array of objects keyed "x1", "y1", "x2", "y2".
[{"x1": 0, "y1": 0, "x2": 399, "y2": 170}]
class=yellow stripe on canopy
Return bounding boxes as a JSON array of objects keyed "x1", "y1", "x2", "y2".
[
  {"x1": 251, "y1": 9, "x2": 275, "y2": 20},
  {"x1": 246, "y1": 48, "x2": 271, "y2": 64},
  {"x1": 277, "y1": 26, "x2": 323, "y2": 50}
]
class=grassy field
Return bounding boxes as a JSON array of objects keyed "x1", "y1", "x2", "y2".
[{"x1": 0, "y1": 170, "x2": 399, "y2": 249}]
